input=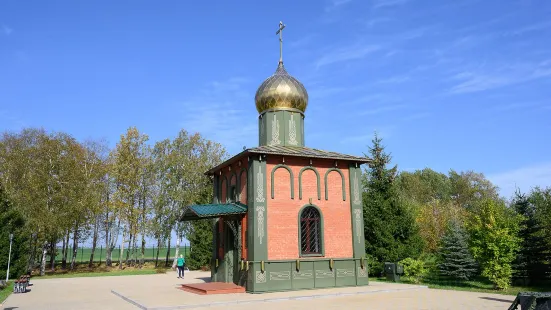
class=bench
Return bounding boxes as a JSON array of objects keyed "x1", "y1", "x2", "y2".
[
  {"x1": 508, "y1": 292, "x2": 551, "y2": 310},
  {"x1": 13, "y1": 275, "x2": 30, "y2": 294}
]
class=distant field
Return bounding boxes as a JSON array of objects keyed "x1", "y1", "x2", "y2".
[{"x1": 55, "y1": 246, "x2": 190, "y2": 263}]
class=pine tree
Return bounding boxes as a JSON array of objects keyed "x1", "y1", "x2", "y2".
[
  {"x1": 513, "y1": 190, "x2": 550, "y2": 285},
  {"x1": 187, "y1": 219, "x2": 213, "y2": 270},
  {"x1": 363, "y1": 133, "x2": 423, "y2": 263},
  {"x1": 438, "y1": 220, "x2": 477, "y2": 281},
  {"x1": 0, "y1": 183, "x2": 29, "y2": 280}
]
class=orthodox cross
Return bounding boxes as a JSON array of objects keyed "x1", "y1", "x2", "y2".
[{"x1": 276, "y1": 21, "x2": 286, "y2": 64}]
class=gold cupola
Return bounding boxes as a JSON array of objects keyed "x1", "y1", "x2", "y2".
[
  {"x1": 257, "y1": 22, "x2": 308, "y2": 147},
  {"x1": 254, "y1": 62, "x2": 309, "y2": 114}
]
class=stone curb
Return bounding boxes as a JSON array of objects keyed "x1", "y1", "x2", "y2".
[{"x1": 112, "y1": 285, "x2": 428, "y2": 310}]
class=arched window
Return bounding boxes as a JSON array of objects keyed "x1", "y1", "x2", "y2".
[{"x1": 300, "y1": 206, "x2": 322, "y2": 255}]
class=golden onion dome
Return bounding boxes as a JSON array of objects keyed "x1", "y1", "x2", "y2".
[{"x1": 255, "y1": 62, "x2": 309, "y2": 114}]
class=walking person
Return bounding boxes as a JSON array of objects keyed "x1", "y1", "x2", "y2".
[{"x1": 176, "y1": 254, "x2": 185, "y2": 279}]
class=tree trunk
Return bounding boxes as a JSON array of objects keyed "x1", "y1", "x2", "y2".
[
  {"x1": 40, "y1": 241, "x2": 48, "y2": 276},
  {"x1": 49, "y1": 237, "x2": 56, "y2": 271},
  {"x1": 126, "y1": 232, "x2": 132, "y2": 263},
  {"x1": 62, "y1": 230, "x2": 70, "y2": 269},
  {"x1": 155, "y1": 237, "x2": 161, "y2": 267},
  {"x1": 165, "y1": 234, "x2": 171, "y2": 267},
  {"x1": 28, "y1": 231, "x2": 38, "y2": 273},
  {"x1": 105, "y1": 212, "x2": 112, "y2": 266},
  {"x1": 89, "y1": 216, "x2": 100, "y2": 268},
  {"x1": 175, "y1": 224, "x2": 182, "y2": 259},
  {"x1": 140, "y1": 233, "x2": 146, "y2": 266},
  {"x1": 119, "y1": 228, "x2": 126, "y2": 270},
  {"x1": 70, "y1": 222, "x2": 79, "y2": 270}
]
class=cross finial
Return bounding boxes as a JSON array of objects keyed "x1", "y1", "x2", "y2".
[{"x1": 276, "y1": 21, "x2": 286, "y2": 65}]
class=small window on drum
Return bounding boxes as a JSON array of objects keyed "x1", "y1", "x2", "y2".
[
  {"x1": 300, "y1": 206, "x2": 322, "y2": 256},
  {"x1": 229, "y1": 186, "x2": 237, "y2": 203}
]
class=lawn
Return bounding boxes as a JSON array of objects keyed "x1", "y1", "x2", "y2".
[
  {"x1": 370, "y1": 276, "x2": 551, "y2": 296},
  {"x1": 32, "y1": 262, "x2": 171, "y2": 279},
  {"x1": 0, "y1": 282, "x2": 14, "y2": 304}
]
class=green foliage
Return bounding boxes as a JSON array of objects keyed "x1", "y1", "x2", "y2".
[
  {"x1": 438, "y1": 220, "x2": 477, "y2": 281},
  {"x1": 0, "y1": 184, "x2": 29, "y2": 280},
  {"x1": 513, "y1": 188, "x2": 551, "y2": 284},
  {"x1": 366, "y1": 254, "x2": 384, "y2": 277},
  {"x1": 187, "y1": 219, "x2": 213, "y2": 270},
  {"x1": 363, "y1": 133, "x2": 423, "y2": 263},
  {"x1": 400, "y1": 257, "x2": 428, "y2": 284},
  {"x1": 467, "y1": 199, "x2": 522, "y2": 290}
]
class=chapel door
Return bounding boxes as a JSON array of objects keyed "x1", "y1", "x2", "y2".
[{"x1": 224, "y1": 225, "x2": 238, "y2": 284}]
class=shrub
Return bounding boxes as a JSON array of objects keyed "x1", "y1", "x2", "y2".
[{"x1": 400, "y1": 257, "x2": 428, "y2": 284}]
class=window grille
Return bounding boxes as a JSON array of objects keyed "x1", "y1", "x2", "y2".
[{"x1": 300, "y1": 206, "x2": 321, "y2": 255}]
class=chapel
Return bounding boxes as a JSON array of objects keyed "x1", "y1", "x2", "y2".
[{"x1": 181, "y1": 22, "x2": 370, "y2": 293}]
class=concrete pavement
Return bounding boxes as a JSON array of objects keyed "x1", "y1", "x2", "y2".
[{"x1": 2, "y1": 270, "x2": 515, "y2": 310}]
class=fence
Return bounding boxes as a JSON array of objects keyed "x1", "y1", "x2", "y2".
[{"x1": 54, "y1": 245, "x2": 191, "y2": 264}]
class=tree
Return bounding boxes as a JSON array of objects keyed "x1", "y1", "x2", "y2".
[
  {"x1": 467, "y1": 198, "x2": 522, "y2": 290},
  {"x1": 363, "y1": 133, "x2": 423, "y2": 263},
  {"x1": 438, "y1": 220, "x2": 477, "y2": 281},
  {"x1": 513, "y1": 188, "x2": 551, "y2": 284},
  {"x1": 111, "y1": 127, "x2": 149, "y2": 269},
  {"x1": 186, "y1": 219, "x2": 213, "y2": 270},
  {"x1": 0, "y1": 183, "x2": 29, "y2": 280}
]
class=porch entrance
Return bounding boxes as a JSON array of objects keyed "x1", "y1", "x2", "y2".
[{"x1": 180, "y1": 202, "x2": 248, "y2": 286}]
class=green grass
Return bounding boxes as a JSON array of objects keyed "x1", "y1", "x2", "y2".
[
  {"x1": 54, "y1": 246, "x2": 190, "y2": 263},
  {"x1": 370, "y1": 277, "x2": 551, "y2": 296},
  {"x1": 36, "y1": 268, "x2": 160, "y2": 279},
  {"x1": 28, "y1": 260, "x2": 172, "y2": 279},
  {"x1": 0, "y1": 282, "x2": 14, "y2": 304}
]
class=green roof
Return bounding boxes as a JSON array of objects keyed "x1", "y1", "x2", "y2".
[
  {"x1": 180, "y1": 202, "x2": 247, "y2": 221},
  {"x1": 206, "y1": 145, "x2": 370, "y2": 175}
]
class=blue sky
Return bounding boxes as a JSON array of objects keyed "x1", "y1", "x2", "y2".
[{"x1": 1, "y1": 0, "x2": 551, "y2": 202}]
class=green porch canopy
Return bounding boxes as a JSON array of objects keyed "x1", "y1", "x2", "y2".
[{"x1": 180, "y1": 202, "x2": 248, "y2": 221}]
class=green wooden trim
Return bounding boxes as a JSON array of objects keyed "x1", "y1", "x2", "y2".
[
  {"x1": 298, "y1": 166, "x2": 321, "y2": 200},
  {"x1": 297, "y1": 204, "x2": 325, "y2": 258},
  {"x1": 324, "y1": 168, "x2": 346, "y2": 201},
  {"x1": 270, "y1": 164, "x2": 295, "y2": 199}
]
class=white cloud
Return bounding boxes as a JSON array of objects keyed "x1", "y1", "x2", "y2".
[
  {"x1": 2, "y1": 25, "x2": 13, "y2": 35},
  {"x1": 315, "y1": 44, "x2": 380, "y2": 68},
  {"x1": 373, "y1": 0, "x2": 409, "y2": 9},
  {"x1": 178, "y1": 77, "x2": 257, "y2": 154},
  {"x1": 360, "y1": 104, "x2": 407, "y2": 115},
  {"x1": 325, "y1": 0, "x2": 353, "y2": 12},
  {"x1": 449, "y1": 60, "x2": 551, "y2": 94},
  {"x1": 487, "y1": 162, "x2": 551, "y2": 199}
]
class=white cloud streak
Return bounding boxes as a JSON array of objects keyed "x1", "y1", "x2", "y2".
[
  {"x1": 487, "y1": 162, "x2": 551, "y2": 199},
  {"x1": 315, "y1": 44, "x2": 380, "y2": 68},
  {"x1": 373, "y1": 0, "x2": 409, "y2": 9}
]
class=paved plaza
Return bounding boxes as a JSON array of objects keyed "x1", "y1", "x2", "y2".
[{"x1": 2, "y1": 271, "x2": 515, "y2": 310}]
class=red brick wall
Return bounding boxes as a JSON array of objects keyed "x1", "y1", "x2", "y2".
[
  {"x1": 266, "y1": 156, "x2": 353, "y2": 260},
  {"x1": 214, "y1": 157, "x2": 248, "y2": 260}
]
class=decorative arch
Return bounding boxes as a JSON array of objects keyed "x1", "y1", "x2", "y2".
[
  {"x1": 297, "y1": 204, "x2": 325, "y2": 257},
  {"x1": 270, "y1": 164, "x2": 295, "y2": 199},
  {"x1": 298, "y1": 166, "x2": 321, "y2": 200},
  {"x1": 229, "y1": 172, "x2": 237, "y2": 186},
  {"x1": 324, "y1": 168, "x2": 346, "y2": 201},
  {"x1": 219, "y1": 175, "x2": 228, "y2": 203},
  {"x1": 237, "y1": 168, "x2": 248, "y2": 202}
]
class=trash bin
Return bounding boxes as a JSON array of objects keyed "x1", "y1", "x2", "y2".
[{"x1": 384, "y1": 262, "x2": 400, "y2": 282}]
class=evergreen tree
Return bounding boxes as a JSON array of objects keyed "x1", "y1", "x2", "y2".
[
  {"x1": 187, "y1": 219, "x2": 214, "y2": 270},
  {"x1": 363, "y1": 133, "x2": 423, "y2": 263},
  {"x1": 0, "y1": 183, "x2": 29, "y2": 280},
  {"x1": 513, "y1": 190, "x2": 551, "y2": 284},
  {"x1": 438, "y1": 220, "x2": 477, "y2": 281}
]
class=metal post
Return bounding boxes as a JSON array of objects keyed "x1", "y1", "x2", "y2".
[{"x1": 6, "y1": 233, "x2": 13, "y2": 281}]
